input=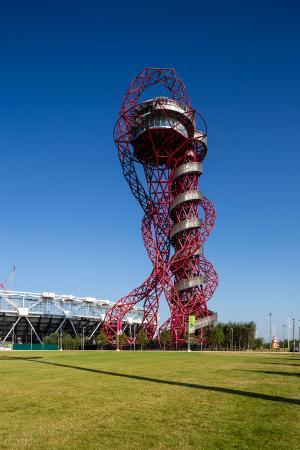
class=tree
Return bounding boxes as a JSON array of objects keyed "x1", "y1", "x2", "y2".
[
  {"x1": 44, "y1": 333, "x2": 59, "y2": 345},
  {"x1": 62, "y1": 333, "x2": 73, "y2": 350},
  {"x1": 253, "y1": 337, "x2": 264, "y2": 350},
  {"x1": 246, "y1": 321, "x2": 256, "y2": 350},
  {"x1": 212, "y1": 324, "x2": 224, "y2": 350},
  {"x1": 118, "y1": 332, "x2": 128, "y2": 350},
  {"x1": 205, "y1": 325, "x2": 214, "y2": 349},
  {"x1": 136, "y1": 328, "x2": 148, "y2": 350},
  {"x1": 73, "y1": 336, "x2": 81, "y2": 350},
  {"x1": 96, "y1": 330, "x2": 108, "y2": 350},
  {"x1": 160, "y1": 330, "x2": 171, "y2": 350},
  {"x1": 43, "y1": 332, "x2": 85, "y2": 350}
]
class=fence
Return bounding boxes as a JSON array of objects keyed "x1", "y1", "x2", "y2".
[{"x1": 12, "y1": 344, "x2": 59, "y2": 351}]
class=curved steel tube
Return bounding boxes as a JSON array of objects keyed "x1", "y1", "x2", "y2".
[{"x1": 193, "y1": 247, "x2": 203, "y2": 256}]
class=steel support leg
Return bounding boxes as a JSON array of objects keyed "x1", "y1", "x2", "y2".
[
  {"x1": 88, "y1": 321, "x2": 102, "y2": 340},
  {"x1": 25, "y1": 317, "x2": 42, "y2": 344},
  {"x1": 3, "y1": 316, "x2": 21, "y2": 343}
]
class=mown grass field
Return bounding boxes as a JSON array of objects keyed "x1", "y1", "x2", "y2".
[{"x1": 0, "y1": 351, "x2": 299, "y2": 450}]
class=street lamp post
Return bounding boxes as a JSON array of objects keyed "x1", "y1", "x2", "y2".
[
  {"x1": 269, "y1": 313, "x2": 272, "y2": 350},
  {"x1": 230, "y1": 327, "x2": 233, "y2": 351},
  {"x1": 200, "y1": 327, "x2": 203, "y2": 352},
  {"x1": 130, "y1": 324, "x2": 132, "y2": 351},
  {"x1": 60, "y1": 329, "x2": 63, "y2": 351},
  {"x1": 116, "y1": 320, "x2": 120, "y2": 351},
  {"x1": 287, "y1": 318, "x2": 291, "y2": 350},
  {"x1": 82, "y1": 327, "x2": 85, "y2": 351},
  {"x1": 187, "y1": 322, "x2": 191, "y2": 352},
  {"x1": 292, "y1": 318, "x2": 295, "y2": 355},
  {"x1": 282, "y1": 324, "x2": 285, "y2": 351}
]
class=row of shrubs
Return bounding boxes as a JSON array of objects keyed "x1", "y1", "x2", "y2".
[
  {"x1": 43, "y1": 321, "x2": 268, "y2": 351},
  {"x1": 43, "y1": 328, "x2": 150, "y2": 350}
]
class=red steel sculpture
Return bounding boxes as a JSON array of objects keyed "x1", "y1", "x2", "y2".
[{"x1": 104, "y1": 67, "x2": 218, "y2": 346}]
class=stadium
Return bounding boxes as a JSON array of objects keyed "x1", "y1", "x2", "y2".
[{"x1": 0, "y1": 290, "x2": 143, "y2": 348}]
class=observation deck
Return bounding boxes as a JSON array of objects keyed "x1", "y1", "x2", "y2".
[{"x1": 130, "y1": 97, "x2": 206, "y2": 166}]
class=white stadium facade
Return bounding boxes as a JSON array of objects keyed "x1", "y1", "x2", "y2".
[{"x1": 0, "y1": 290, "x2": 143, "y2": 346}]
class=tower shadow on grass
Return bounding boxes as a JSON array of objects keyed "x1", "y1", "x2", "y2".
[
  {"x1": 0, "y1": 356, "x2": 43, "y2": 360},
  {"x1": 270, "y1": 357, "x2": 300, "y2": 361},
  {"x1": 1, "y1": 356, "x2": 300, "y2": 406},
  {"x1": 237, "y1": 369, "x2": 300, "y2": 378},
  {"x1": 260, "y1": 362, "x2": 300, "y2": 368}
]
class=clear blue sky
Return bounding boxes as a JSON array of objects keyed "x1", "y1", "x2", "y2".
[{"x1": 0, "y1": 1, "x2": 299, "y2": 339}]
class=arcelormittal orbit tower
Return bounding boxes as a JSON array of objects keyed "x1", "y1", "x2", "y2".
[{"x1": 104, "y1": 67, "x2": 218, "y2": 346}]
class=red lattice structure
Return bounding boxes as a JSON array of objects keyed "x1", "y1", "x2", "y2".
[{"x1": 104, "y1": 67, "x2": 218, "y2": 347}]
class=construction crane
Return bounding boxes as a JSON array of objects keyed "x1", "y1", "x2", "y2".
[{"x1": 0, "y1": 265, "x2": 16, "y2": 290}]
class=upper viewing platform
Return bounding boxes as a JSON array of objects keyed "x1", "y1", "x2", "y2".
[
  {"x1": 131, "y1": 97, "x2": 195, "y2": 140},
  {"x1": 127, "y1": 97, "x2": 207, "y2": 166}
]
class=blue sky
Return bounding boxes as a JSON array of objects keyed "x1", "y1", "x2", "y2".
[{"x1": 0, "y1": 0, "x2": 299, "y2": 339}]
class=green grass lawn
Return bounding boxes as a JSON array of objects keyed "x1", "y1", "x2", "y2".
[{"x1": 0, "y1": 351, "x2": 299, "y2": 449}]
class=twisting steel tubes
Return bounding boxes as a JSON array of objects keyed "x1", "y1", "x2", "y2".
[{"x1": 104, "y1": 67, "x2": 218, "y2": 347}]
